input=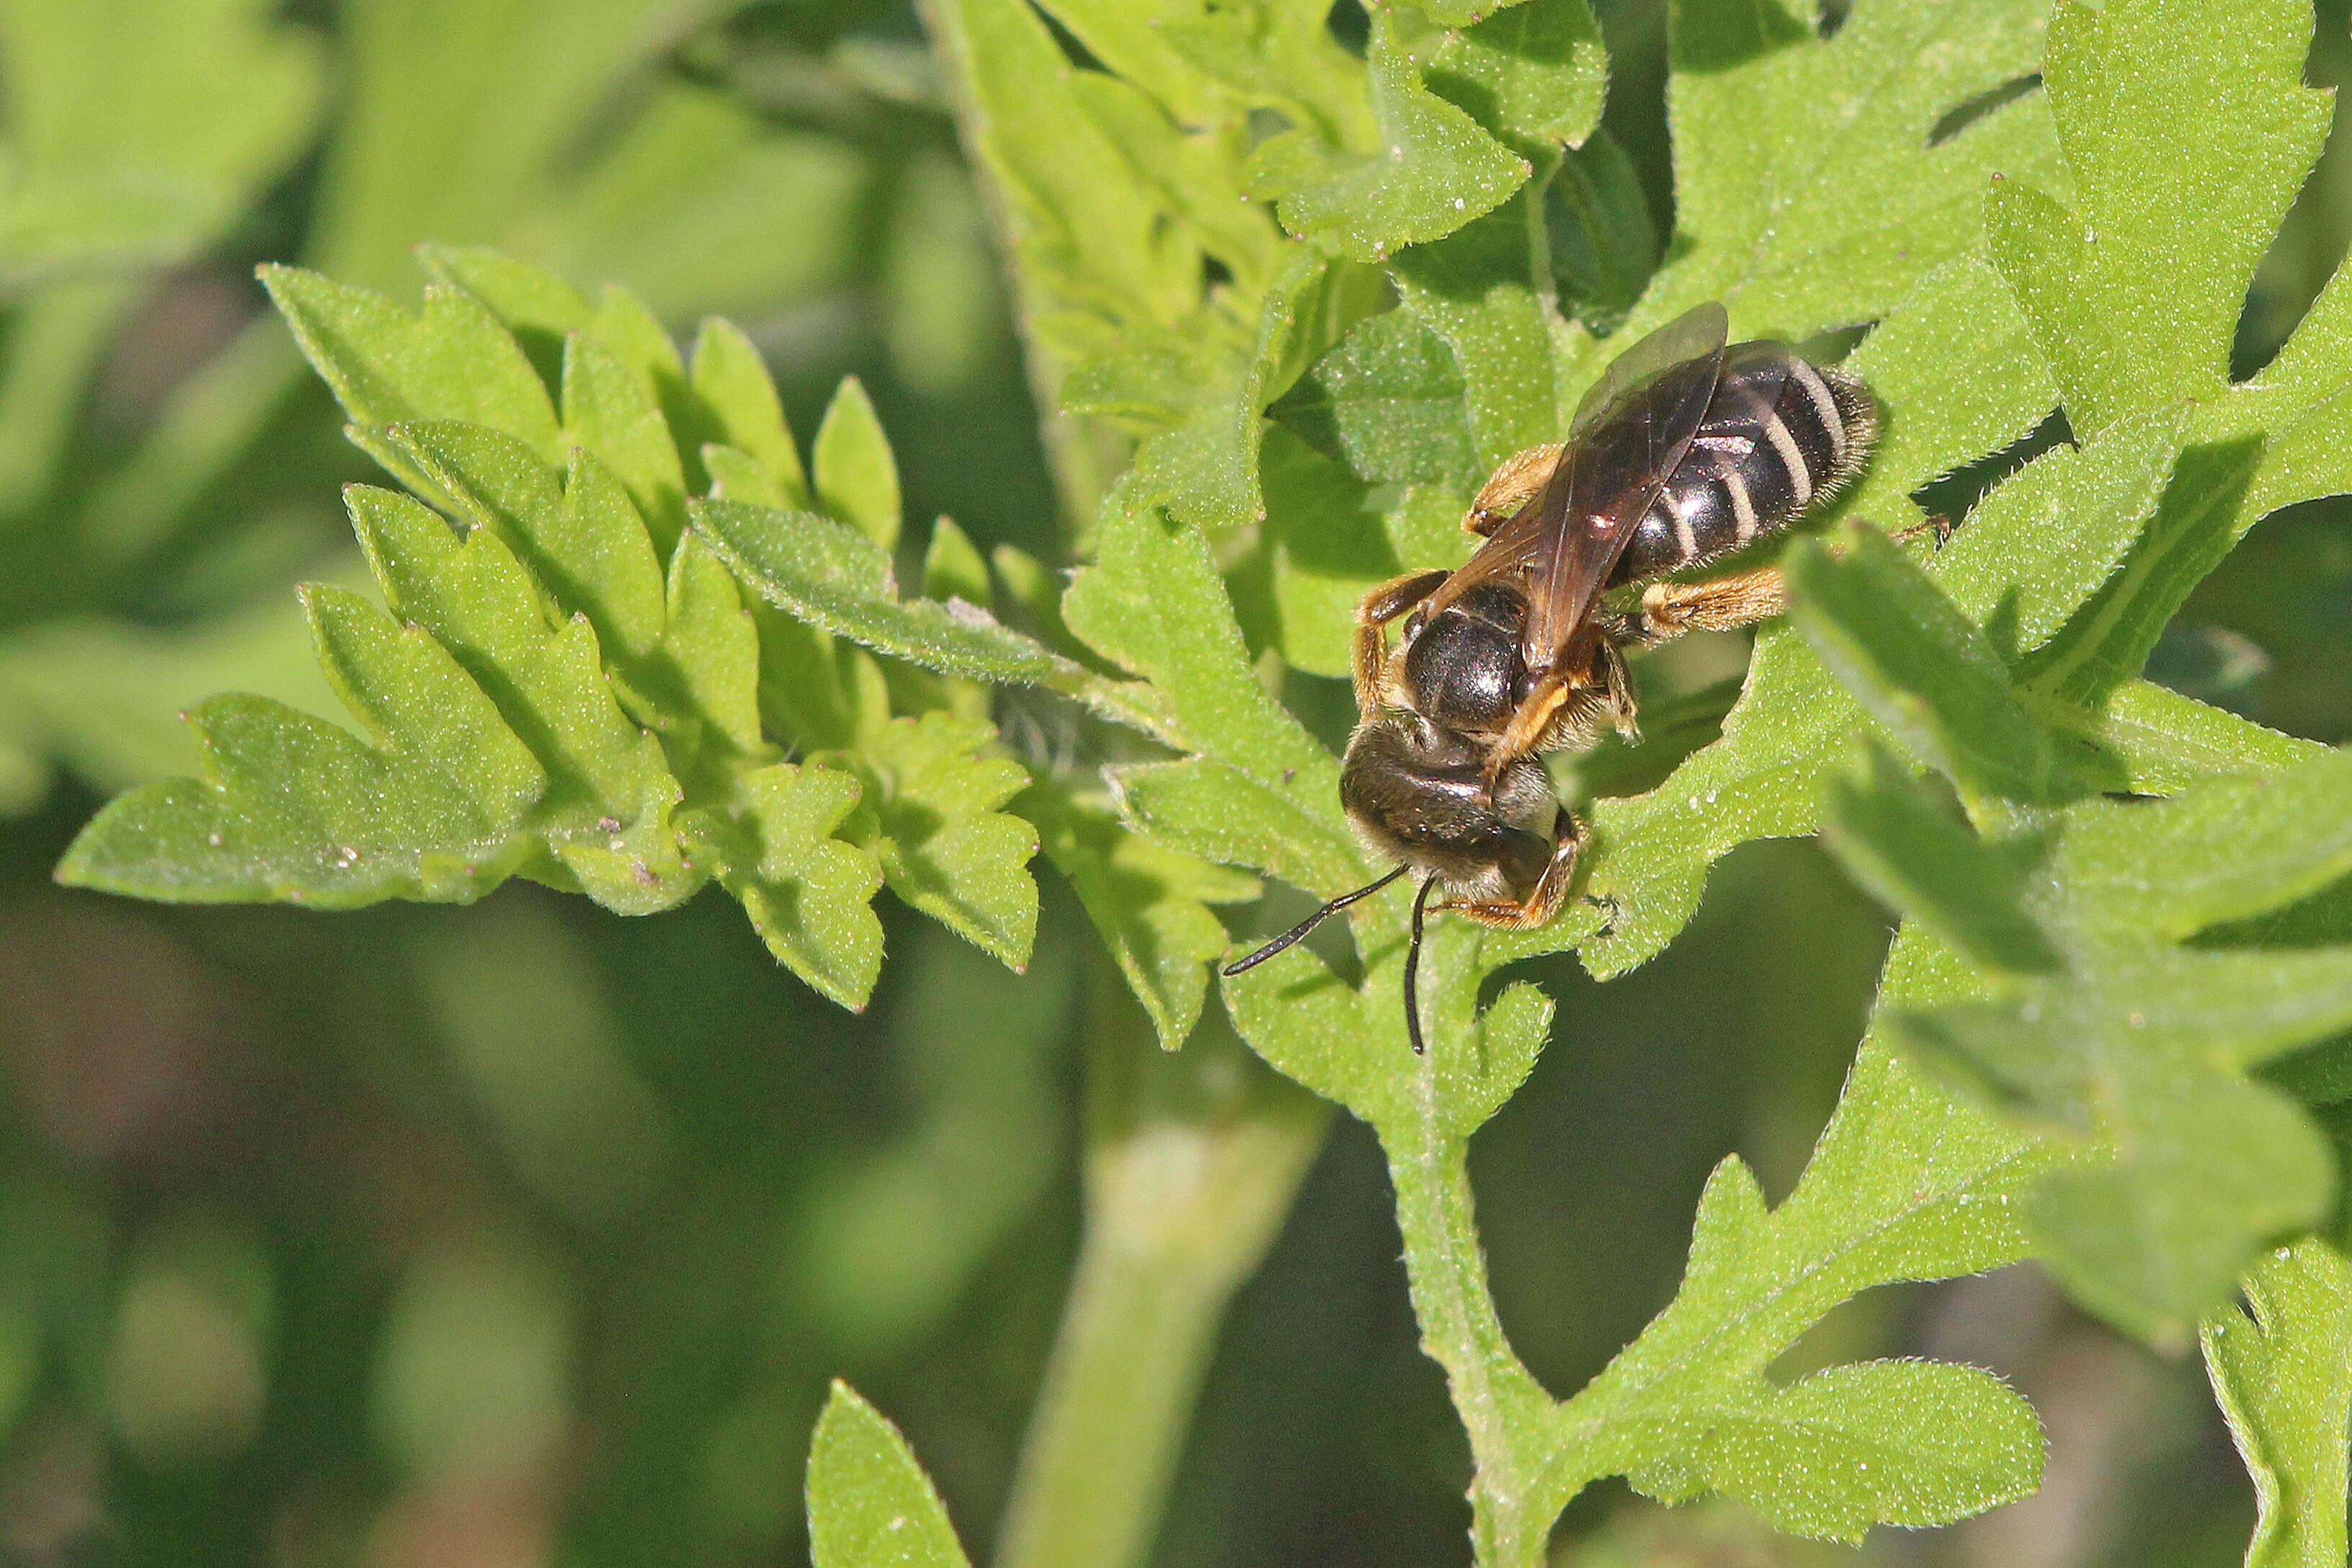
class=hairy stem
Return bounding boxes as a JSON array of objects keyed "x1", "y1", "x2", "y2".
[
  {"x1": 995, "y1": 961, "x2": 1330, "y2": 1568},
  {"x1": 1381, "y1": 1055, "x2": 1559, "y2": 1567}
]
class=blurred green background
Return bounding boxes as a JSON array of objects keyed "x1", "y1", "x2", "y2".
[{"x1": 0, "y1": 1, "x2": 2345, "y2": 1564}]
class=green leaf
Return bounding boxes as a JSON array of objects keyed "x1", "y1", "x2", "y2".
[
  {"x1": 687, "y1": 763, "x2": 885, "y2": 1012},
  {"x1": 922, "y1": 517, "x2": 992, "y2": 607},
  {"x1": 1064, "y1": 493, "x2": 1333, "y2": 789},
  {"x1": 1821, "y1": 739, "x2": 2061, "y2": 977},
  {"x1": 1113, "y1": 250, "x2": 1391, "y2": 537},
  {"x1": 1267, "y1": 306, "x2": 1479, "y2": 489},
  {"x1": 259, "y1": 266, "x2": 562, "y2": 468},
  {"x1": 1548, "y1": 128, "x2": 1660, "y2": 332},
  {"x1": 1393, "y1": 200, "x2": 1558, "y2": 471},
  {"x1": 687, "y1": 316, "x2": 808, "y2": 507},
  {"x1": 1244, "y1": 9, "x2": 1531, "y2": 263},
  {"x1": 1620, "y1": 0, "x2": 2057, "y2": 343},
  {"x1": 1026, "y1": 783, "x2": 1259, "y2": 1049},
  {"x1": 1878, "y1": 752, "x2": 2352, "y2": 1341},
  {"x1": 813, "y1": 376, "x2": 902, "y2": 551},
  {"x1": 1551, "y1": 1023, "x2": 2054, "y2": 1539},
  {"x1": 1982, "y1": 0, "x2": 2330, "y2": 438},
  {"x1": 385, "y1": 423, "x2": 666, "y2": 673},
  {"x1": 56, "y1": 589, "x2": 541, "y2": 907},
  {"x1": 832, "y1": 713, "x2": 1038, "y2": 971},
  {"x1": 343, "y1": 485, "x2": 691, "y2": 914},
  {"x1": 561, "y1": 329, "x2": 689, "y2": 555},
  {"x1": 1785, "y1": 522, "x2": 2069, "y2": 809},
  {"x1": 1934, "y1": 406, "x2": 2186, "y2": 662},
  {"x1": 2203, "y1": 1240, "x2": 2352, "y2": 1568},
  {"x1": 1406, "y1": 0, "x2": 1607, "y2": 155},
  {"x1": 1111, "y1": 759, "x2": 1365, "y2": 912},
  {"x1": 1832, "y1": 255, "x2": 2062, "y2": 535},
  {"x1": 695, "y1": 499, "x2": 1058, "y2": 686},
  {"x1": 1620, "y1": 1355, "x2": 2043, "y2": 1542},
  {"x1": 806, "y1": 1381, "x2": 972, "y2": 1568}
]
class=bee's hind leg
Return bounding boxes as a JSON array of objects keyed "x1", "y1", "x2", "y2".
[
  {"x1": 1626, "y1": 513, "x2": 1958, "y2": 649},
  {"x1": 1627, "y1": 566, "x2": 1791, "y2": 647}
]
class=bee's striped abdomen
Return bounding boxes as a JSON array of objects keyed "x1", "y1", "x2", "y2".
[{"x1": 1609, "y1": 342, "x2": 1876, "y2": 587}]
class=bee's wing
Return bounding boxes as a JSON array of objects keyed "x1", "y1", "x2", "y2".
[
  {"x1": 1520, "y1": 306, "x2": 1729, "y2": 672},
  {"x1": 1568, "y1": 302, "x2": 1730, "y2": 437}
]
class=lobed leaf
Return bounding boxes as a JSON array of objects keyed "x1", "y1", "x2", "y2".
[
  {"x1": 1243, "y1": 9, "x2": 1531, "y2": 264},
  {"x1": 1983, "y1": 0, "x2": 2330, "y2": 438},
  {"x1": 686, "y1": 764, "x2": 886, "y2": 1012},
  {"x1": 2203, "y1": 1240, "x2": 2352, "y2": 1568},
  {"x1": 1025, "y1": 784, "x2": 1258, "y2": 1051},
  {"x1": 829, "y1": 713, "x2": 1039, "y2": 972}
]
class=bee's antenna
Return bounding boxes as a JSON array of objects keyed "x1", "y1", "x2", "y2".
[
  {"x1": 1221, "y1": 864, "x2": 1409, "y2": 978},
  {"x1": 1404, "y1": 873, "x2": 1438, "y2": 1056}
]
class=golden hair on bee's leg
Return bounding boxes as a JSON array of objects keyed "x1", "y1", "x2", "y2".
[
  {"x1": 1633, "y1": 566, "x2": 1792, "y2": 644},
  {"x1": 1353, "y1": 569, "x2": 1452, "y2": 721},
  {"x1": 1463, "y1": 443, "x2": 1564, "y2": 536}
]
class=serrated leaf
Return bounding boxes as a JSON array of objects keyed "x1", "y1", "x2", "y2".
[
  {"x1": 831, "y1": 713, "x2": 1038, "y2": 970},
  {"x1": 660, "y1": 530, "x2": 762, "y2": 758},
  {"x1": 1935, "y1": 407, "x2": 2185, "y2": 661},
  {"x1": 1260, "y1": 427, "x2": 1411, "y2": 678},
  {"x1": 1834, "y1": 254, "x2": 2062, "y2": 532},
  {"x1": 806, "y1": 1381, "x2": 971, "y2": 1568},
  {"x1": 1244, "y1": 9, "x2": 1530, "y2": 263},
  {"x1": 695, "y1": 499, "x2": 1056, "y2": 685},
  {"x1": 1393, "y1": 202, "x2": 1558, "y2": 471},
  {"x1": 1114, "y1": 251, "x2": 1391, "y2": 536},
  {"x1": 386, "y1": 423, "x2": 666, "y2": 669},
  {"x1": 343, "y1": 485, "x2": 690, "y2": 914},
  {"x1": 1026, "y1": 783, "x2": 1258, "y2": 1049},
  {"x1": 1407, "y1": 0, "x2": 1605, "y2": 155},
  {"x1": 1879, "y1": 752, "x2": 2352, "y2": 1342},
  {"x1": 1821, "y1": 738, "x2": 2061, "y2": 976},
  {"x1": 687, "y1": 316, "x2": 807, "y2": 506},
  {"x1": 260, "y1": 266, "x2": 561, "y2": 467},
  {"x1": 53, "y1": 576, "x2": 551, "y2": 907},
  {"x1": 1064, "y1": 493, "x2": 1332, "y2": 788},
  {"x1": 813, "y1": 377, "x2": 902, "y2": 551},
  {"x1": 561, "y1": 329, "x2": 689, "y2": 554},
  {"x1": 1546, "y1": 1025, "x2": 2052, "y2": 1535},
  {"x1": 1267, "y1": 306, "x2": 1479, "y2": 488},
  {"x1": 2203, "y1": 1240, "x2": 2352, "y2": 1568}
]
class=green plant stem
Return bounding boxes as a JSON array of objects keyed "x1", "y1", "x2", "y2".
[
  {"x1": 994, "y1": 960, "x2": 1330, "y2": 1568},
  {"x1": 1381, "y1": 1056, "x2": 1558, "y2": 1568}
]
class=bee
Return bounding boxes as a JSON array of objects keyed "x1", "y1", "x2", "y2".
[{"x1": 1226, "y1": 302, "x2": 1879, "y2": 1053}]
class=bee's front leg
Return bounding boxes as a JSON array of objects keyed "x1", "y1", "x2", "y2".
[
  {"x1": 1354, "y1": 569, "x2": 1452, "y2": 721},
  {"x1": 1447, "y1": 811, "x2": 1585, "y2": 931}
]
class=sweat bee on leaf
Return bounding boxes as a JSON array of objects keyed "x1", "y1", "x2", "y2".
[{"x1": 1226, "y1": 302, "x2": 1887, "y2": 1053}]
